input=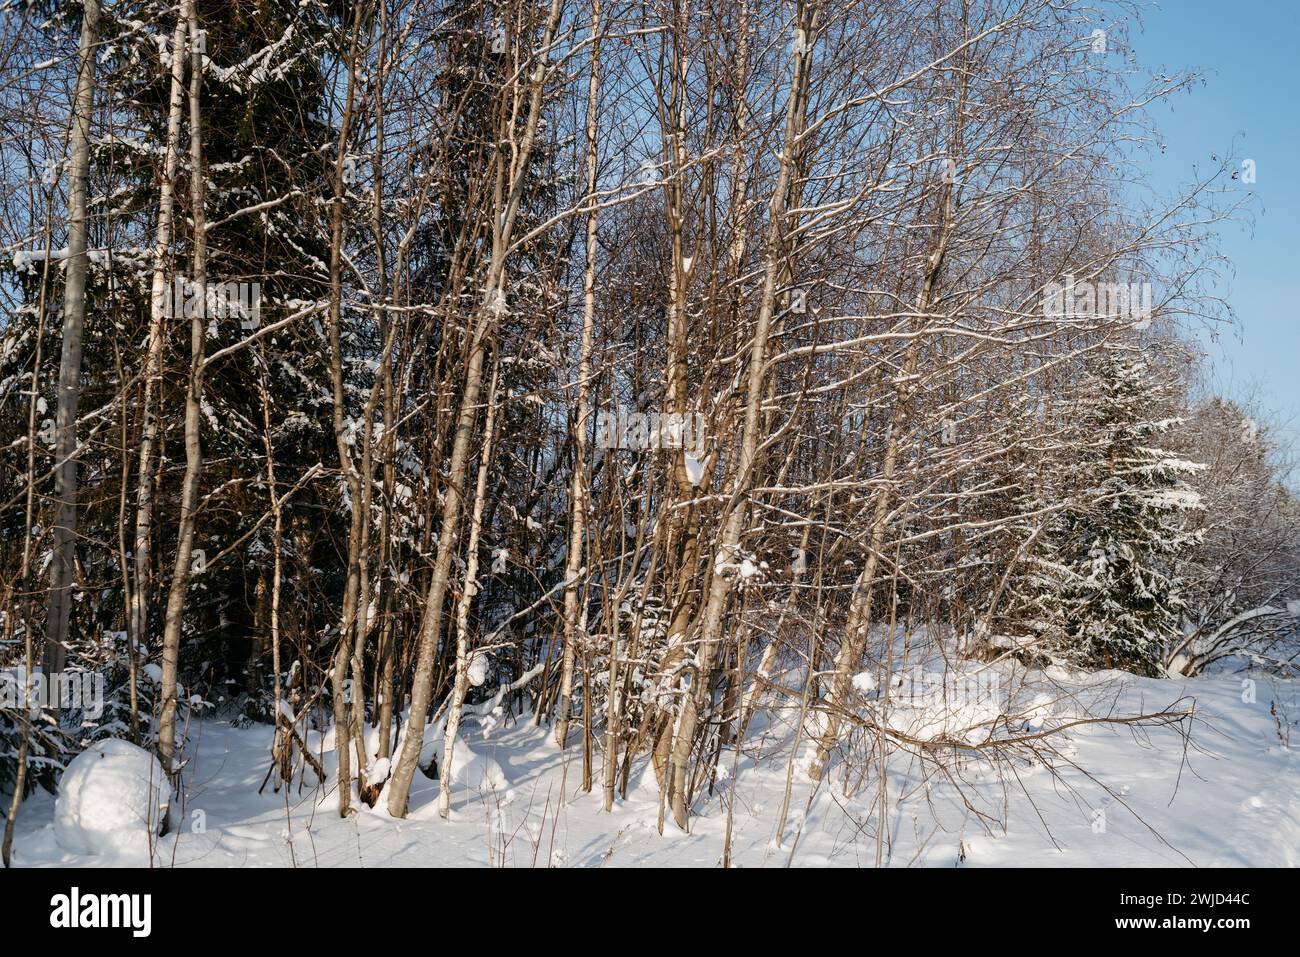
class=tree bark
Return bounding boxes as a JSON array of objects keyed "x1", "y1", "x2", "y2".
[
  {"x1": 386, "y1": 0, "x2": 564, "y2": 818},
  {"x1": 438, "y1": 366, "x2": 500, "y2": 818},
  {"x1": 556, "y1": 0, "x2": 602, "y2": 752},
  {"x1": 664, "y1": 1, "x2": 818, "y2": 830},
  {"x1": 44, "y1": 0, "x2": 101, "y2": 683},
  {"x1": 157, "y1": 0, "x2": 206, "y2": 778}
]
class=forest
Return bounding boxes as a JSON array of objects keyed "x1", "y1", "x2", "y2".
[{"x1": 0, "y1": 0, "x2": 1297, "y2": 868}]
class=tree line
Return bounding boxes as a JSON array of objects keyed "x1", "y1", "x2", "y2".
[{"x1": 1, "y1": 0, "x2": 1296, "y2": 859}]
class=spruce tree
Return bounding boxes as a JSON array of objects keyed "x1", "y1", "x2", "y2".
[{"x1": 1056, "y1": 354, "x2": 1202, "y2": 676}]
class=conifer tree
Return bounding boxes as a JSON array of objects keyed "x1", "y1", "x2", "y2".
[{"x1": 1056, "y1": 354, "x2": 1203, "y2": 675}]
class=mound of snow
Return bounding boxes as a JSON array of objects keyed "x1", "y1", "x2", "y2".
[
  {"x1": 467, "y1": 651, "x2": 489, "y2": 688},
  {"x1": 1021, "y1": 693, "x2": 1055, "y2": 732},
  {"x1": 851, "y1": 671, "x2": 878, "y2": 694},
  {"x1": 366, "y1": 756, "x2": 391, "y2": 784},
  {"x1": 54, "y1": 739, "x2": 167, "y2": 859},
  {"x1": 442, "y1": 737, "x2": 514, "y2": 806}
]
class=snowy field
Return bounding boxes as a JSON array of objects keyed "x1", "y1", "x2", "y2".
[{"x1": 7, "y1": 668, "x2": 1298, "y2": 868}]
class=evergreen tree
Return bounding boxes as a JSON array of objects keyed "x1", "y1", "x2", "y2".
[{"x1": 1055, "y1": 354, "x2": 1203, "y2": 675}]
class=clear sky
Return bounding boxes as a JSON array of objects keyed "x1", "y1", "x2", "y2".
[{"x1": 1131, "y1": 0, "x2": 1300, "y2": 472}]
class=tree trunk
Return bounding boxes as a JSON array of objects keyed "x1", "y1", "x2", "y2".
[
  {"x1": 664, "y1": 2, "x2": 817, "y2": 830},
  {"x1": 386, "y1": 0, "x2": 564, "y2": 818},
  {"x1": 157, "y1": 1, "x2": 206, "y2": 778},
  {"x1": 44, "y1": 0, "x2": 101, "y2": 683},
  {"x1": 556, "y1": 0, "x2": 602, "y2": 751},
  {"x1": 130, "y1": 12, "x2": 189, "y2": 687},
  {"x1": 438, "y1": 366, "x2": 500, "y2": 819}
]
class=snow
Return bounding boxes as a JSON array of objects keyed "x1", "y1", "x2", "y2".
[
  {"x1": 8, "y1": 668, "x2": 1299, "y2": 868},
  {"x1": 466, "y1": 652, "x2": 489, "y2": 688},
  {"x1": 851, "y1": 671, "x2": 878, "y2": 694},
  {"x1": 685, "y1": 454, "x2": 706, "y2": 487},
  {"x1": 433, "y1": 737, "x2": 514, "y2": 811},
  {"x1": 52, "y1": 740, "x2": 168, "y2": 862},
  {"x1": 1022, "y1": 693, "x2": 1055, "y2": 732}
]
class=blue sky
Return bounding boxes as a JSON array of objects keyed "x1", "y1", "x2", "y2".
[{"x1": 1130, "y1": 0, "x2": 1300, "y2": 469}]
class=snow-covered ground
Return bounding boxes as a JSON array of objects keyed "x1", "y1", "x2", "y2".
[{"x1": 8, "y1": 669, "x2": 1299, "y2": 867}]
